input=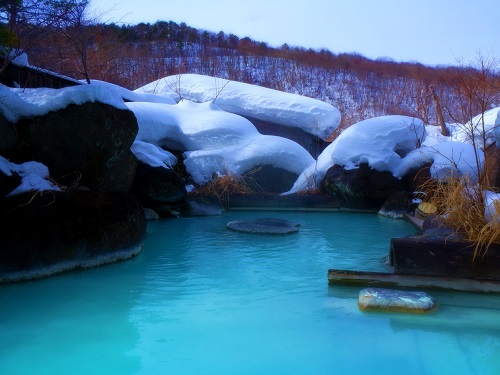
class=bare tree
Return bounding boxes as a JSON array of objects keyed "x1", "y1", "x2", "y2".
[
  {"x1": 57, "y1": 0, "x2": 100, "y2": 84},
  {"x1": 444, "y1": 54, "x2": 500, "y2": 183},
  {"x1": 0, "y1": 0, "x2": 75, "y2": 76}
]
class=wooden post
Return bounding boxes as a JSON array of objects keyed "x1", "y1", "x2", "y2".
[{"x1": 429, "y1": 84, "x2": 450, "y2": 136}]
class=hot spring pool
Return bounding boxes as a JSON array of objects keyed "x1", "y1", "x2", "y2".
[{"x1": 1, "y1": 211, "x2": 499, "y2": 375}]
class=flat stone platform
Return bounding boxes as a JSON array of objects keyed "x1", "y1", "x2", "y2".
[{"x1": 227, "y1": 218, "x2": 300, "y2": 234}]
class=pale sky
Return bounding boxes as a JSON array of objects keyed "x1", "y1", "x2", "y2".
[{"x1": 91, "y1": 0, "x2": 498, "y2": 67}]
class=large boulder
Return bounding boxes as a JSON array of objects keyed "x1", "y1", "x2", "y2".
[
  {"x1": 12, "y1": 102, "x2": 138, "y2": 192},
  {"x1": 0, "y1": 112, "x2": 17, "y2": 156},
  {"x1": 0, "y1": 190, "x2": 146, "y2": 282},
  {"x1": 322, "y1": 163, "x2": 408, "y2": 209},
  {"x1": 243, "y1": 164, "x2": 299, "y2": 194},
  {"x1": 132, "y1": 161, "x2": 187, "y2": 213},
  {"x1": 0, "y1": 168, "x2": 22, "y2": 198}
]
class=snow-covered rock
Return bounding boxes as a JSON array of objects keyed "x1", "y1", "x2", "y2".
[
  {"x1": 286, "y1": 115, "x2": 425, "y2": 194},
  {"x1": 134, "y1": 73, "x2": 341, "y2": 140},
  {"x1": 396, "y1": 142, "x2": 484, "y2": 182},
  {"x1": 484, "y1": 190, "x2": 500, "y2": 223},
  {"x1": 128, "y1": 100, "x2": 315, "y2": 189},
  {"x1": 469, "y1": 106, "x2": 500, "y2": 148},
  {"x1": 0, "y1": 156, "x2": 60, "y2": 197}
]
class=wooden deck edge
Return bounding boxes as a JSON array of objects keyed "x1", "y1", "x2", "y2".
[
  {"x1": 328, "y1": 269, "x2": 500, "y2": 293},
  {"x1": 403, "y1": 214, "x2": 424, "y2": 230}
]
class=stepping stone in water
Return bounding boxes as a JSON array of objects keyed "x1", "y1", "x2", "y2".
[
  {"x1": 358, "y1": 287, "x2": 437, "y2": 313},
  {"x1": 226, "y1": 218, "x2": 300, "y2": 234}
]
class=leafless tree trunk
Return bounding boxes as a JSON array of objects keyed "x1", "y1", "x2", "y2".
[
  {"x1": 429, "y1": 84, "x2": 450, "y2": 136},
  {"x1": 58, "y1": 1, "x2": 99, "y2": 84}
]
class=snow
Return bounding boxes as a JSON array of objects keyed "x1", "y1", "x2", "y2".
[
  {"x1": 131, "y1": 140, "x2": 177, "y2": 168},
  {"x1": 134, "y1": 73, "x2": 341, "y2": 140},
  {"x1": 286, "y1": 116, "x2": 426, "y2": 194},
  {"x1": 0, "y1": 74, "x2": 497, "y2": 205},
  {"x1": 127, "y1": 100, "x2": 314, "y2": 185},
  {"x1": 0, "y1": 84, "x2": 128, "y2": 122},
  {"x1": 0, "y1": 156, "x2": 60, "y2": 197},
  {"x1": 422, "y1": 107, "x2": 500, "y2": 149},
  {"x1": 87, "y1": 80, "x2": 176, "y2": 105},
  {"x1": 324, "y1": 115, "x2": 426, "y2": 173},
  {"x1": 396, "y1": 142, "x2": 484, "y2": 181},
  {"x1": 484, "y1": 190, "x2": 500, "y2": 223},
  {"x1": 0, "y1": 80, "x2": 174, "y2": 123},
  {"x1": 469, "y1": 107, "x2": 500, "y2": 148},
  {"x1": 0, "y1": 48, "x2": 30, "y2": 67}
]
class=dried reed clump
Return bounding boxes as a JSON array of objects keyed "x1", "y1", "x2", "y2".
[
  {"x1": 419, "y1": 176, "x2": 500, "y2": 260},
  {"x1": 475, "y1": 201, "x2": 500, "y2": 260},
  {"x1": 295, "y1": 168, "x2": 322, "y2": 196},
  {"x1": 296, "y1": 187, "x2": 322, "y2": 196},
  {"x1": 190, "y1": 173, "x2": 255, "y2": 207}
]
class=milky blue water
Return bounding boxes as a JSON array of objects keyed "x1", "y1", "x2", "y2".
[{"x1": 1, "y1": 211, "x2": 500, "y2": 375}]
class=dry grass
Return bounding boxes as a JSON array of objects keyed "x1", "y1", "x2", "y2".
[
  {"x1": 190, "y1": 173, "x2": 256, "y2": 207},
  {"x1": 418, "y1": 174, "x2": 500, "y2": 261},
  {"x1": 295, "y1": 165, "x2": 323, "y2": 196},
  {"x1": 296, "y1": 187, "x2": 322, "y2": 196}
]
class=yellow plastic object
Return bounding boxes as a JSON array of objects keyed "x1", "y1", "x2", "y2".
[{"x1": 416, "y1": 202, "x2": 437, "y2": 219}]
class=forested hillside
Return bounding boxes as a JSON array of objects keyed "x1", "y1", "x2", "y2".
[{"x1": 25, "y1": 20, "x2": 500, "y2": 131}]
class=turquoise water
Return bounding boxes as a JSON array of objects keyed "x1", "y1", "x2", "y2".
[{"x1": 1, "y1": 211, "x2": 500, "y2": 375}]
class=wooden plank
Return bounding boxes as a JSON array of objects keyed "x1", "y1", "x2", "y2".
[
  {"x1": 328, "y1": 269, "x2": 500, "y2": 293},
  {"x1": 390, "y1": 237, "x2": 500, "y2": 280}
]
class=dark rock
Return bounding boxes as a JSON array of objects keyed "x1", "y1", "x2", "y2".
[
  {"x1": 0, "y1": 169, "x2": 22, "y2": 198},
  {"x1": 100, "y1": 150, "x2": 138, "y2": 193},
  {"x1": 358, "y1": 288, "x2": 437, "y2": 313},
  {"x1": 244, "y1": 117, "x2": 328, "y2": 158},
  {"x1": 12, "y1": 102, "x2": 138, "y2": 192},
  {"x1": 422, "y1": 215, "x2": 448, "y2": 231},
  {"x1": 222, "y1": 193, "x2": 340, "y2": 209},
  {"x1": 181, "y1": 196, "x2": 224, "y2": 217},
  {"x1": 243, "y1": 164, "x2": 299, "y2": 194},
  {"x1": 378, "y1": 191, "x2": 413, "y2": 219},
  {"x1": 0, "y1": 112, "x2": 17, "y2": 156},
  {"x1": 407, "y1": 163, "x2": 432, "y2": 191},
  {"x1": 0, "y1": 190, "x2": 146, "y2": 282},
  {"x1": 227, "y1": 218, "x2": 300, "y2": 234},
  {"x1": 322, "y1": 163, "x2": 408, "y2": 210},
  {"x1": 485, "y1": 144, "x2": 500, "y2": 190},
  {"x1": 132, "y1": 161, "x2": 187, "y2": 206},
  {"x1": 414, "y1": 215, "x2": 464, "y2": 241},
  {"x1": 143, "y1": 207, "x2": 160, "y2": 220}
]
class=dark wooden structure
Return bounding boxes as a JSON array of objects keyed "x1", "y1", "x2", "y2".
[
  {"x1": 328, "y1": 232, "x2": 500, "y2": 293},
  {"x1": 328, "y1": 269, "x2": 500, "y2": 293},
  {"x1": 0, "y1": 57, "x2": 81, "y2": 89},
  {"x1": 390, "y1": 237, "x2": 500, "y2": 281}
]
